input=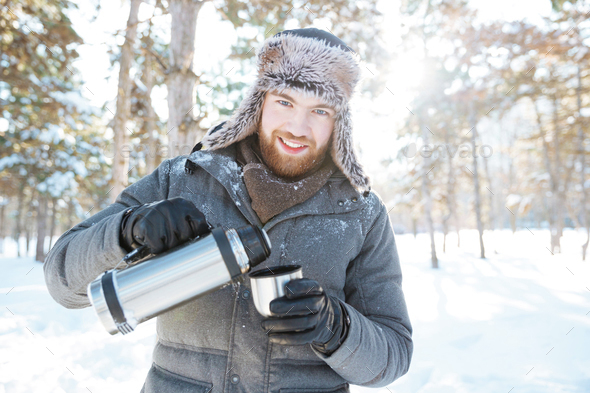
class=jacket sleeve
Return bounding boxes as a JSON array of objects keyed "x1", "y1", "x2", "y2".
[
  {"x1": 43, "y1": 158, "x2": 174, "y2": 310},
  {"x1": 311, "y1": 195, "x2": 413, "y2": 387}
]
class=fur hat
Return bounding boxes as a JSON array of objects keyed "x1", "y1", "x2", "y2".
[{"x1": 198, "y1": 28, "x2": 371, "y2": 194}]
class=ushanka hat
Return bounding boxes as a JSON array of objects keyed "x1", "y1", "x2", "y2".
[{"x1": 196, "y1": 27, "x2": 371, "y2": 194}]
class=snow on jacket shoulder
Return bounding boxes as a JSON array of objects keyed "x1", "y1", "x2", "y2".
[{"x1": 43, "y1": 142, "x2": 413, "y2": 392}]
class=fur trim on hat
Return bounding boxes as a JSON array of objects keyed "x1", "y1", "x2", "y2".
[{"x1": 200, "y1": 29, "x2": 371, "y2": 193}]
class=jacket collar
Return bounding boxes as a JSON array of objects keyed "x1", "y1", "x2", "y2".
[{"x1": 185, "y1": 143, "x2": 366, "y2": 232}]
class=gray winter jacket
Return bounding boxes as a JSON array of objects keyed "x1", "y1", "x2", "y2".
[{"x1": 43, "y1": 142, "x2": 413, "y2": 393}]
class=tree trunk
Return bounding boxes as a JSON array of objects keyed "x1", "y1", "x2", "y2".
[
  {"x1": 470, "y1": 105, "x2": 485, "y2": 259},
  {"x1": 577, "y1": 65, "x2": 589, "y2": 260},
  {"x1": 505, "y1": 121, "x2": 517, "y2": 235},
  {"x1": 144, "y1": 26, "x2": 159, "y2": 174},
  {"x1": 417, "y1": 0, "x2": 438, "y2": 268},
  {"x1": 25, "y1": 206, "x2": 31, "y2": 256},
  {"x1": 15, "y1": 181, "x2": 25, "y2": 257},
  {"x1": 0, "y1": 200, "x2": 5, "y2": 255},
  {"x1": 509, "y1": 210, "x2": 516, "y2": 234},
  {"x1": 442, "y1": 214, "x2": 449, "y2": 253},
  {"x1": 443, "y1": 126, "x2": 457, "y2": 253},
  {"x1": 455, "y1": 204, "x2": 460, "y2": 248},
  {"x1": 111, "y1": 0, "x2": 142, "y2": 203},
  {"x1": 25, "y1": 188, "x2": 36, "y2": 257},
  {"x1": 508, "y1": 151, "x2": 516, "y2": 234},
  {"x1": 25, "y1": 226, "x2": 31, "y2": 256},
  {"x1": 535, "y1": 99, "x2": 560, "y2": 254},
  {"x1": 551, "y1": 93, "x2": 564, "y2": 253},
  {"x1": 49, "y1": 198, "x2": 57, "y2": 249},
  {"x1": 167, "y1": 0, "x2": 205, "y2": 158},
  {"x1": 67, "y1": 196, "x2": 75, "y2": 229},
  {"x1": 418, "y1": 113, "x2": 438, "y2": 268},
  {"x1": 483, "y1": 153, "x2": 497, "y2": 254},
  {"x1": 35, "y1": 196, "x2": 48, "y2": 262}
]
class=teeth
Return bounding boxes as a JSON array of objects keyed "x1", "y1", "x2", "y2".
[{"x1": 280, "y1": 137, "x2": 305, "y2": 148}]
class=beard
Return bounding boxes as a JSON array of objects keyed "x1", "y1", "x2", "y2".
[{"x1": 257, "y1": 126, "x2": 332, "y2": 180}]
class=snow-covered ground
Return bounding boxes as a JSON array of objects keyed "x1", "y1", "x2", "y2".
[
  {"x1": 0, "y1": 239, "x2": 157, "y2": 393},
  {"x1": 1, "y1": 228, "x2": 589, "y2": 392}
]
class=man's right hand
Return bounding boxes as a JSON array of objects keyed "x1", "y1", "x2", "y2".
[{"x1": 120, "y1": 197, "x2": 210, "y2": 254}]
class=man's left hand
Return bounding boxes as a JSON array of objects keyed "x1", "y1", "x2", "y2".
[{"x1": 260, "y1": 278, "x2": 349, "y2": 354}]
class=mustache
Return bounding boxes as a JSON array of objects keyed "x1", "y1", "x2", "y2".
[{"x1": 274, "y1": 131, "x2": 311, "y2": 146}]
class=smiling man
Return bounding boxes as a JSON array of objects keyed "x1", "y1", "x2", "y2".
[
  {"x1": 44, "y1": 28, "x2": 413, "y2": 393},
  {"x1": 257, "y1": 88, "x2": 336, "y2": 179}
]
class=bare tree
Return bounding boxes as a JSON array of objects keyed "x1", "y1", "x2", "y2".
[
  {"x1": 0, "y1": 198, "x2": 6, "y2": 255},
  {"x1": 577, "y1": 65, "x2": 589, "y2": 260},
  {"x1": 111, "y1": 0, "x2": 142, "y2": 202},
  {"x1": 534, "y1": 96, "x2": 564, "y2": 254},
  {"x1": 166, "y1": 0, "x2": 208, "y2": 158},
  {"x1": 482, "y1": 151, "x2": 497, "y2": 254},
  {"x1": 419, "y1": 113, "x2": 439, "y2": 267},
  {"x1": 144, "y1": 32, "x2": 159, "y2": 173},
  {"x1": 442, "y1": 126, "x2": 459, "y2": 252},
  {"x1": 469, "y1": 104, "x2": 485, "y2": 259},
  {"x1": 48, "y1": 198, "x2": 57, "y2": 249},
  {"x1": 35, "y1": 195, "x2": 48, "y2": 262},
  {"x1": 15, "y1": 181, "x2": 26, "y2": 258}
]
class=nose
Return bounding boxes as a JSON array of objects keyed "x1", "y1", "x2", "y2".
[{"x1": 285, "y1": 111, "x2": 312, "y2": 140}]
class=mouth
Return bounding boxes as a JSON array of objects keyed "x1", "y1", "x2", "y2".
[{"x1": 277, "y1": 136, "x2": 308, "y2": 154}]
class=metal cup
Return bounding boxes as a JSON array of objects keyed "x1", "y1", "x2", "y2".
[{"x1": 248, "y1": 265, "x2": 303, "y2": 317}]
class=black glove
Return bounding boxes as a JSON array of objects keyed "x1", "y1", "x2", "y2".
[
  {"x1": 260, "y1": 278, "x2": 350, "y2": 356},
  {"x1": 120, "y1": 197, "x2": 210, "y2": 254}
]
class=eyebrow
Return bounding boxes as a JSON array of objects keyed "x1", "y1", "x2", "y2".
[{"x1": 270, "y1": 91, "x2": 335, "y2": 112}]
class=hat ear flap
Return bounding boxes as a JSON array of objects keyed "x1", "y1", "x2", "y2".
[
  {"x1": 201, "y1": 86, "x2": 266, "y2": 150},
  {"x1": 330, "y1": 106, "x2": 371, "y2": 193}
]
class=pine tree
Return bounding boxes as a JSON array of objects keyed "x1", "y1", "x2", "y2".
[{"x1": 0, "y1": 0, "x2": 109, "y2": 261}]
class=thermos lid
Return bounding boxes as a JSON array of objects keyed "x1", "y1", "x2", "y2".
[{"x1": 236, "y1": 226, "x2": 271, "y2": 267}]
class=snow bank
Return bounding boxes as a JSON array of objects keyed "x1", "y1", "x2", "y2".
[
  {"x1": 1, "y1": 228, "x2": 589, "y2": 392},
  {"x1": 0, "y1": 251, "x2": 156, "y2": 393}
]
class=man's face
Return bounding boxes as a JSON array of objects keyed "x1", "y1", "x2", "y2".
[{"x1": 257, "y1": 88, "x2": 336, "y2": 179}]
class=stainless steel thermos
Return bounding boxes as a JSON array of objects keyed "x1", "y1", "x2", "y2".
[{"x1": 87, "y1": 225, "x2": 271, "y2": 335}]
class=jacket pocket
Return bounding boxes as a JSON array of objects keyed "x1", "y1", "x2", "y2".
[
  {"x1": 142, "y1": 363, "x2": 213, "y2": 393},
  {"x1": 279, "y1": 383, "x2": 349, "y2": 393}
]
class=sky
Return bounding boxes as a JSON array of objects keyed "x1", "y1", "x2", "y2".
[{"x1": 66, "y1": 0, "x2": 555, "y2": 177}]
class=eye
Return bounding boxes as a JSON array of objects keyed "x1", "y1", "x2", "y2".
[
  {"x1": 314, "y1": 109, "x2": 328, "y2": 116},
  {"x1": 277, "y1": 100, "x2": 292, "y2": 107}
]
